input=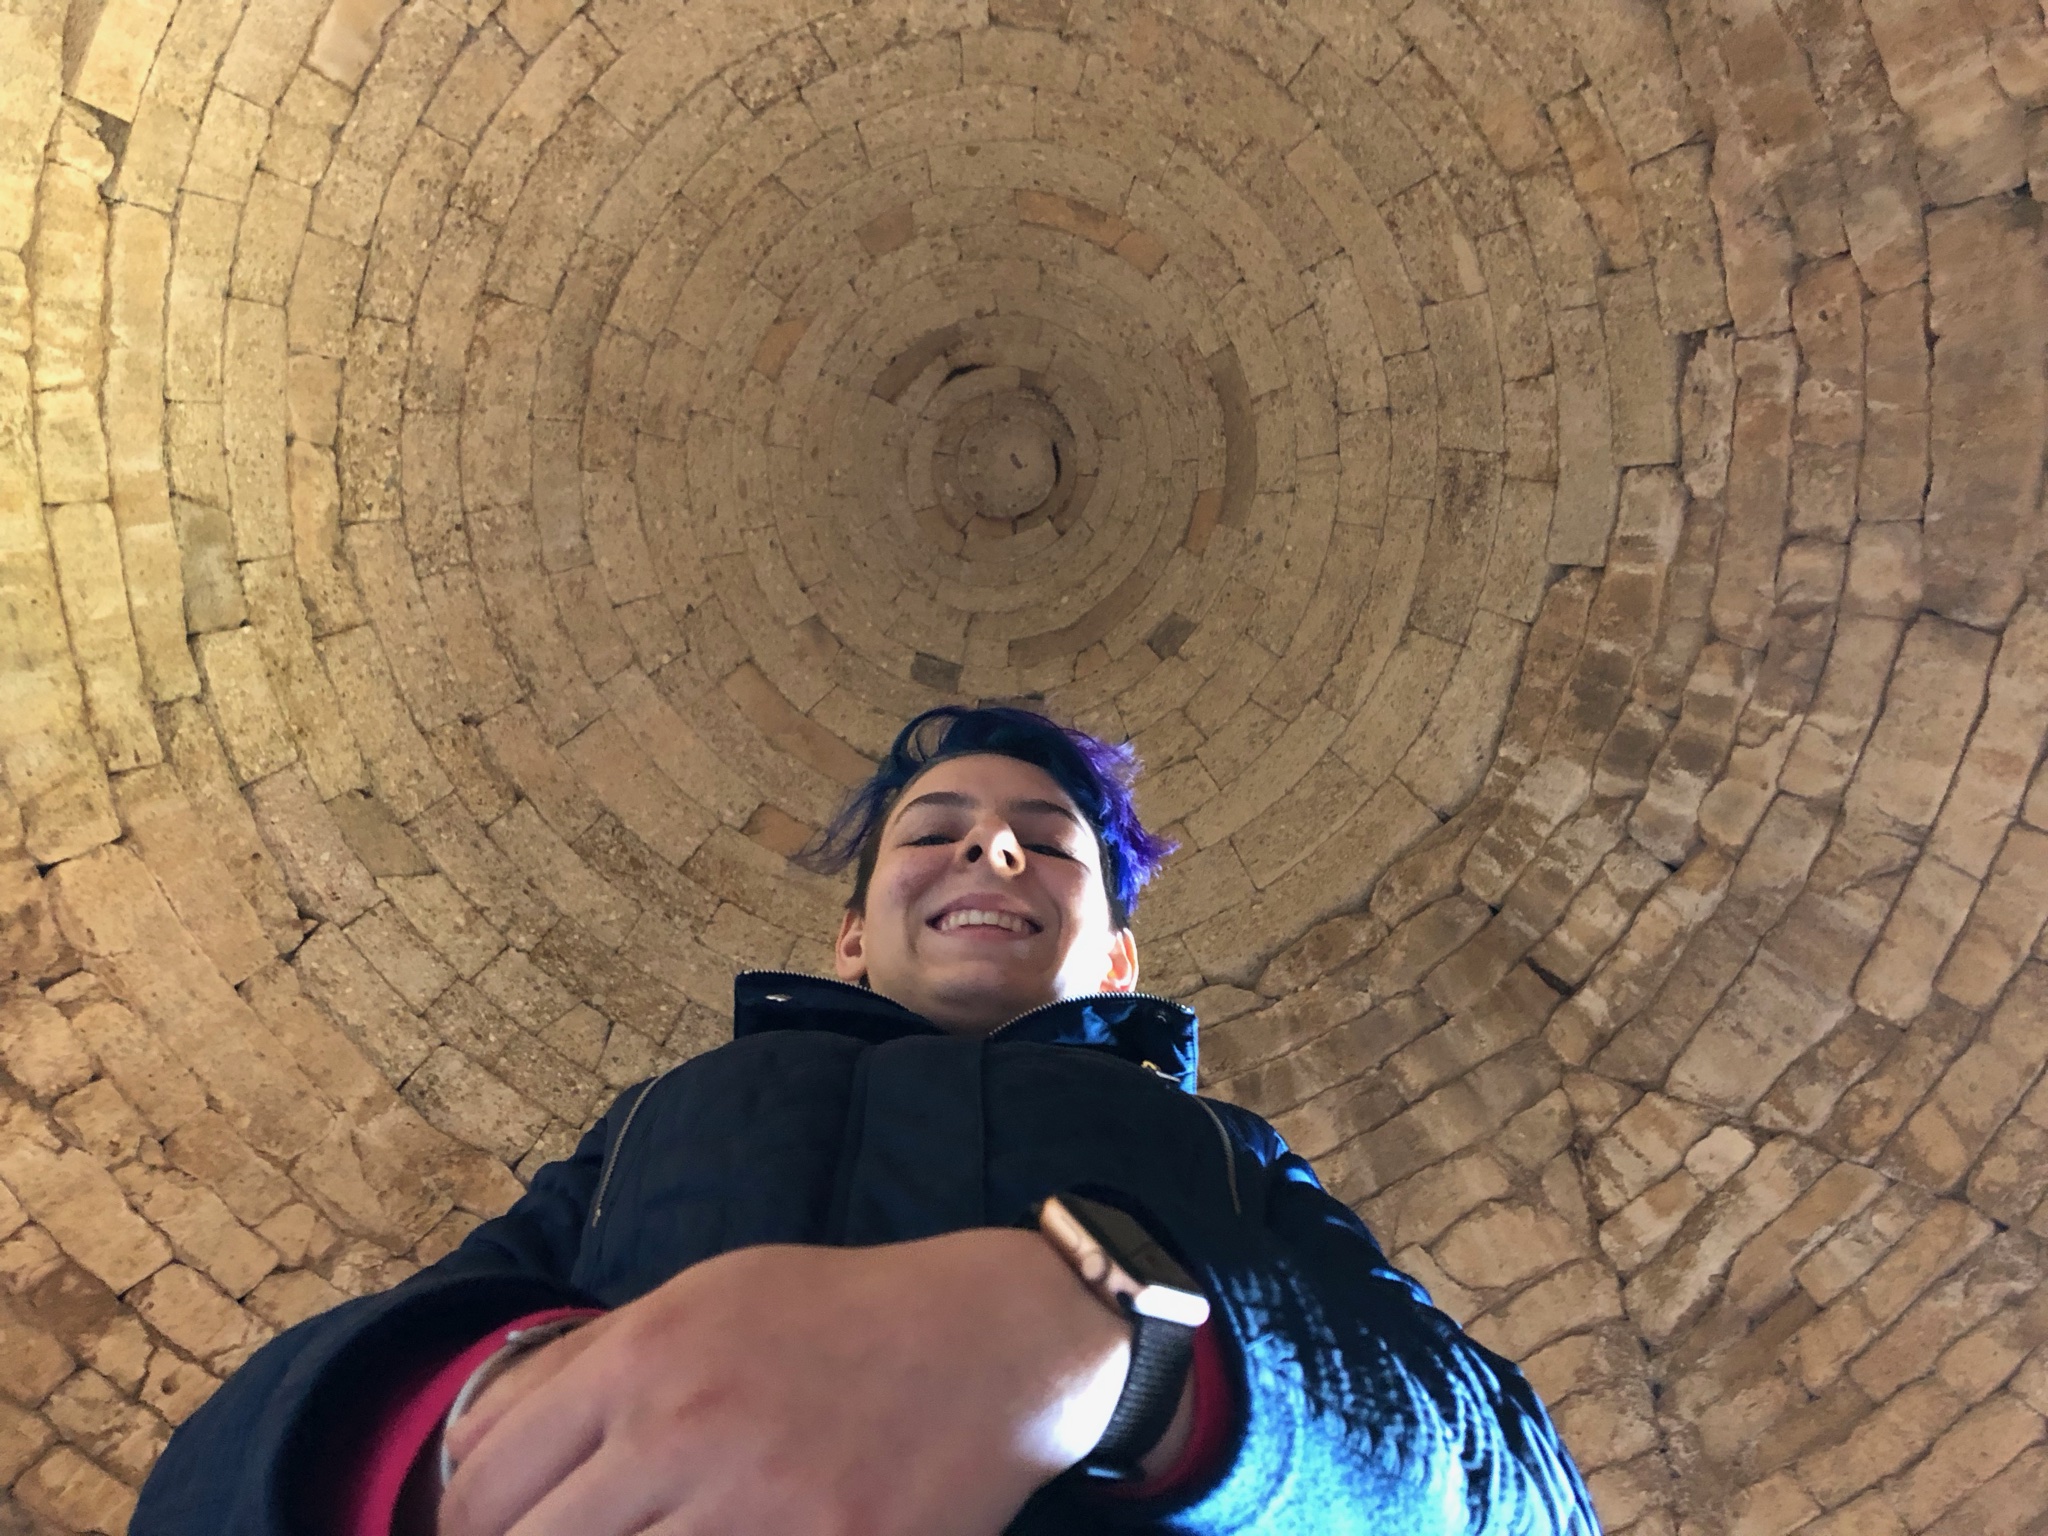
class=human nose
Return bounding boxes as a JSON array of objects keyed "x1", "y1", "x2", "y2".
[{"x1": 962, "y1": 820, "x2": 1025, "y2": 874}]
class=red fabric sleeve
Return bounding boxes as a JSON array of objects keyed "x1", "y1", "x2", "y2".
[
  {"x1": 1103, "y1": 1317, "x2": 1234, "y2": 1500},
  {"x1": 342, "y1": 1306, "x2": 603, "y2": 1536}
]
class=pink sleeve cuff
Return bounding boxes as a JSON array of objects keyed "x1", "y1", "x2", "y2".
[
  {"x1": 1104, "y1": 1317, "x2": 1234, "y2": 1500},
  {"x1": 344, "y1": 1306, "x2": 603, "y2": 1536}
]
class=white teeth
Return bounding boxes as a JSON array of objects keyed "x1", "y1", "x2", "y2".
[{"x1": 935, "y1": 908, "x2": 1033, "y2": 934}]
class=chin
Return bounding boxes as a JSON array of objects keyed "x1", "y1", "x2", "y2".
[{"x1": 927, "y1": 969, "x2": 1045, "y2": 1012}]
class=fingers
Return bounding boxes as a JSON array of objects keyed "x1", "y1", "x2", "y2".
[
  {"x1": 496, "y1": 1442, "x2": 688, "y2": 1536},
  {"x1": 445, "y1": 1322, "x2": 604, "y2": 1465},
  {"x1": 440, "y1": 1340, "x2": 607, "y2": 1536}
]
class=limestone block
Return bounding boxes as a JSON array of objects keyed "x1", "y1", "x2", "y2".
[
  {"x1": 0, "y1": 250, "x2": 26, "y2": 352},
  {"x1": 113, "y1": 1163, "x2": 279, "y2": 1298},
  {"x1": 1852, "y1": 1234, "x2": 2043, "y2": 1401},
  {"x1": 1924, "y1": 200, "x2": 2045, "y2": 626},
  {"x1": 1546, "y1": 88, "x2": 1646, "y2": 270},
  {"x1": 1863, "y1": 0, "x2": 2027, "y2": 203},
  {"x1": 49, "y1": 500, "x2": 163, "y2": 775},
  {"x1": 1798, "y1": 1377, "x2": 1965, "y2": 1508},
  {"x1": 161, "y1": 1113, "x2": 294, "y2": 1231},
  {"x1": 1860, "y1": 1201, "x2": 1999, "y2": 1333},
  {"x1": 1433, "y1": 1199, "x2": 1583, "y2": 1290},
  {"x1": 1602, "y1": 267, "x2": 1679, "y2": 467},
  {"x1": 1965, "y1": 1114, "x2": 2048, "y2": 1230},
  {"x1": 49, "y1": 845, "x2": 335, "y2": 1161},
  {"x1": 141, "y1": 1345, "x2": 221, "y2": 1425},
  {"x1": 1935, "y1": 837, "x2": 2048, "y2": 1010},
  {"x1": 158, "y1": 697, "x2": 303, "y2": 949},
  {"x1": 129, "y1": 1262, "x2": 273, "y2": 1372},
  {"x1": 222, "y1": 298, "x2": 291, "y2": 562},
  {"x1": 241, "y1": 556, "x2": 371, "y2": 800},
  {"x1": 0, "y1": 1394, "x2": 56, "y2": 1484},
  {"x1": 1630, "y1": 642, "x2": 1754, "y2": 864},
  {"x1": 400, "y1": 1046, "x2": 548, "y2": 1163},
  {"x1": 1397, "y1": 613, "x2": 1527, "y2": 813},
  {"x1": 1928, "y1": 604, "x2": 2048, "y2": 879},
  {"x1": 55, "y1": 1077, "x2": 152, "y2": 1167},
  {"x1": 32, "y1": 384, "x2": 110, "y2": 508},
  {"x1": 66, "y1": 0, "x2": 179, "y2": 121},
  {"x1": 1622, "y1": 1136, "x2": 1831, "y2": 1342},
  {"x1": 1545, "y1": 0, "x2": 1690, "y2": 163},
  {"x1": 1587, "y1": 1092, "x2": 1711, "y2": 1216},
  {"x1": 67, "y1": 999, "x2": 208, "y2": 1139},
  {"x1": 1668, "y1": 949, "x2": 1853, "y2": 1114},
  {"x1": 1464, "y1": 1258, "x2": 1625, "y2": 1360},
  {"x1": 1685, "y1": 1126, "x2": 1756, "y2": 1190},
  {"x1": 13, "y1": 1444, "x2": 137, "y2": 1534},
  {"x1": 346, "y1": 902, "x2": 457, "y2": 1011},
  {"x1": 0, "y1": 855, "x2": 72, "y2": 985},
  {"x1": 292, "y1": 925, "x2": 435, "y2": 1082},
  {"x1": 42, "y1": 1366, "x2": 170, "y2": 1484},
  {"x1": 0, "y1": 993, "x2": 94, "y2": 1102},
  {"x1": 28, "y1": 160, "x2": 106, "y2": 393},
  {"x1": 1846, "y1": 615, "x2": 1999, "y2": 832},
  {"x1": 240, "y1": 962, "x2": 394, "y2": 1122},
  {"x1": 1855, "y1": 276, "x2": 1927, "y2": 513},
  {"x1": 195, "y1": 626, "x2": 300, "y2": 783},
  {"x1": 1708, "y1": 334, "x2": 1795, "y2": 651},
  {"x1": 1548, "y1": 305, "x2": 1618, "y2": 565},
  {"x1": 1526, "y1": 840, "x2": 1668, "y2": 986},
  {"x1": 1631, "y1": 143, "x2": 1731, "y2": 335},
  {"x1": 1893, "y1": 1394, "x2": 2047, "y2": 1531},
  {"x1": 0, "y1": 1115, "x2": 170, "y2": 1293},
  {"x1": 185, "y1": 88, "x2": 270, "y2": 204},
  {"x1": 244, "y1": 764, "x2": 380, "y2": 925},
  {"x1": 1722, "y1": 1161, "x2": 1890, "y2": 1317}
]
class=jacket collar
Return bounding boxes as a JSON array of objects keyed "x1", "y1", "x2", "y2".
[{"x1": 731, "y1": 971, "x2": 1200, "y2": 1093}]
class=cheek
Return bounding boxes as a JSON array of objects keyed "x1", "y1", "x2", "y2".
[
  {"x1": 1047, "y1": 864, "x2": 1109, "y2": 926},
  {"x1": 871, "y1": 852, "x2": 942, "y2": 920}
]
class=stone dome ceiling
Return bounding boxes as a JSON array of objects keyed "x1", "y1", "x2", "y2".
[{"x1": 2, "y1": 0, "x2": 2047, "y2": 1528}]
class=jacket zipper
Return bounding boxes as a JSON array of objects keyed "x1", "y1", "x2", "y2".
[
  {"x1": 1195, "y1": 1097, "x2": 1242, "y2": 1215},
  {"x1": 588, "y1": 1063, "x2": 686, "y2": 1228},
  {"x1": 992, "y1": 988, "x2": 1241, "y2": 1215},
  {"x1": 981, "y1": 988, "x2": 1189, "y2": 1042}
]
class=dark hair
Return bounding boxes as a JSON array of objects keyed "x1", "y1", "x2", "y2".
[{"x1": 797, "y1": 706, "x2": 1176, "y2": 928}]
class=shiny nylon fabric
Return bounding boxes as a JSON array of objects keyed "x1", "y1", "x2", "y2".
[{"x1": 134, "y1": 973, "x2": 1600, "y2": 1536}]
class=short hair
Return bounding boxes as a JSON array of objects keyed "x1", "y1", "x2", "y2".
[{"x1": 797, "y1": 706, "x2": 1176, "y2": 929}]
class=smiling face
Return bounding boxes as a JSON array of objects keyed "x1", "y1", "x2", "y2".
[{"x1": 831, "y1": 753, "x2": 1139, "y2": 1035}]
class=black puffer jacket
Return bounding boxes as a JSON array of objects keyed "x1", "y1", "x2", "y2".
[{"x1": 136, "y1": 972, "x2": 1600, "y2": 1534}]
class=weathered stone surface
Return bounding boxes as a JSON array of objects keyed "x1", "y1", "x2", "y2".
[
  {"x1": 8, "y1": 3, "x2": 2048, "y2": 1519},
  {"x1": 0, "y1": 1110, "x2": 171, "y2": 1294}
]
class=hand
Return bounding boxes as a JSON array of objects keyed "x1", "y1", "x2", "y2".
[{"x1": 436, "y1": 1229, "x2": 1168, "y2": 1536}]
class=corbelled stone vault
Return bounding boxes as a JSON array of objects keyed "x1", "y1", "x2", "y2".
[{"x1": 2, "y1": 0, "x2": 2047, "y2": 1529}]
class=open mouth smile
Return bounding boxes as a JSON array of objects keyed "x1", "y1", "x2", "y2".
[{"x1": 929, "y1": 908, "x2": 1041, "y2": 936}]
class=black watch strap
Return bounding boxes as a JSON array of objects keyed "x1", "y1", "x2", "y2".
[{"x1": 1082, "y1": 1306, "x2": 1199, "y2": 1479}]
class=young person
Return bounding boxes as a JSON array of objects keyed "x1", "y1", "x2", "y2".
[{"x1": 134, "y1": 706, "x2": 1600, "y2": 1535}]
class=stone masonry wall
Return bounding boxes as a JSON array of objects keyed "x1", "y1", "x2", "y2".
[{"x1": 2, "y1": 0, "x2": 2047, "y2": 1530}]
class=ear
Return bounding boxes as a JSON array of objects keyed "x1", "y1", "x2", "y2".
[
  {"x1": 832, "y1": 908, "x2": 868, "y2": 983},
  {"x1": 1099, "y1": 928, "x2": 1139, "y2": 993}
]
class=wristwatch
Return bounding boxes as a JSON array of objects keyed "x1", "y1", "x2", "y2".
[{"x1": 1034, "y1": 1193, "x2": 1211, "y2": 1481}]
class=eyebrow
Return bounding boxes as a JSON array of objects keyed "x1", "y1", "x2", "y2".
[{"x1": 896, "y1": 790, "x2": 1083, "y2": 826}]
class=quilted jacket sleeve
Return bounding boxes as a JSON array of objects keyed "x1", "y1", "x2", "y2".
[
  {"x1": 1095, "y1": 1104, "x2": 1601, "y2": 1536},
  {"x1": 131, "y1": 1100, "x2": 623, "y2": 1536}
]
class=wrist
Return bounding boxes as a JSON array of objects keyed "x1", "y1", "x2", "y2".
[
  {"x1": 1135, "y1": 1366, "x2": 1197, "y2": 1480},
  {"x1": 946, "y1": 1228, "x2": 1134, "y2": 1478},
  {"x1": 992, "y1": 1221, "x2": 1198, "y2": 1480}
]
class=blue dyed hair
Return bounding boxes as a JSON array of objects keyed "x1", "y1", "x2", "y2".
[{"x1": 799, "y1": 706, "x2": 1176, "y2": 929}]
